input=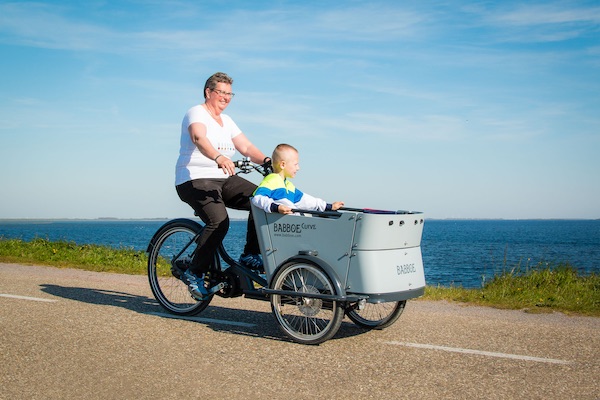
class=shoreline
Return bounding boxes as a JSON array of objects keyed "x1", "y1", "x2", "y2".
[{"x1": 2, "y1": 217, "x2": 599, "y2": 222}]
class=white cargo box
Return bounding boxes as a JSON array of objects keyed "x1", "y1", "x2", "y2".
[{"x1": 252, "y1": 205, "x2": 426, "y2": 302}]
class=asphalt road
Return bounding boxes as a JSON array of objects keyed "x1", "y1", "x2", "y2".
[{"x1": 1, "y1": 263, "x2": 599, "y2": 399}]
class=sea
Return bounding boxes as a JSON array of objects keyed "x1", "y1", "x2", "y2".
[{"x1": 1, "y1": 218, "x2": 598, "y2": 288}]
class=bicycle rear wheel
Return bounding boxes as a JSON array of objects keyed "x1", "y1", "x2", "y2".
[
  {"x1": 346, "y1": 300, "x2": 406, "y2": 329},
  {"x1": 147, "y1": 219, "x2": 213, "y2": 315}
]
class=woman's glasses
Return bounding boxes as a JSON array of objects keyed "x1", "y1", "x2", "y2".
[{"x1": 212, "y1": 89, "x2": 235, "y2": 98}]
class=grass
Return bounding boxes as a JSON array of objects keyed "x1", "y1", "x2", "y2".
[
  {"x1": 1, "y1": 237, "x2": 599, "y2": 316},
  {"x1": 0, "y1": 237, "x2": 147, "y2": 275},
  {"x1": 424, "y1": 264, "x2": 600, "y2": 316}
]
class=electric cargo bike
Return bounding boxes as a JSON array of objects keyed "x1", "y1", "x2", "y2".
[{"x1": 147, "y1": 159, "x2": 425, "y2": 345}]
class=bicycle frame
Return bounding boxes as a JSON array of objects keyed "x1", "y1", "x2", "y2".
[{"x1": 213, "y1": 242, "x2": 268, "y2": 297}]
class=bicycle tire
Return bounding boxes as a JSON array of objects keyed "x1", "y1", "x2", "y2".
[
  {"x1": 147, "y1": 219, "x2": 213, "y2": 315},
  {"x1": 270, "y1": 261, "x2": 344, "y2": 345},
  {"x1": 346, "y1": 300, "x2": 406, "y2": 329}
]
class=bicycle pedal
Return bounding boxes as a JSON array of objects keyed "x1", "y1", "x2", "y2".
[{"x1": 189, "y1": 282, "x2": 226, "y2": 300}]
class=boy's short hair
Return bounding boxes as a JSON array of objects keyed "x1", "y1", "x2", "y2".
[{"x1": 272, "y1": 143, "x2": 298, "y2": 171}]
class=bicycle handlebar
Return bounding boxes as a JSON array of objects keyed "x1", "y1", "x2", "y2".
[{"x1": 233, "y1": 157, "x2": 272, "y2": 177}]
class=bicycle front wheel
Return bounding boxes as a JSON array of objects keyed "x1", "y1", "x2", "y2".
[
  {"x1": 270, "y1": 261, "x2": 344, "y2": 345},
  {"x1": 147, "y1": 219, "x2": 212, "y2": 315}
]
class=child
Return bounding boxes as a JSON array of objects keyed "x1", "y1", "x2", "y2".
[{"x1": 252, "y1": 143, "x2": 344, "y2": 214}]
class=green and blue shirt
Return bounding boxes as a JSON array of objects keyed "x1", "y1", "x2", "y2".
[{"x1": 251, "y1": 173, "x2": 331, "y2": 213}]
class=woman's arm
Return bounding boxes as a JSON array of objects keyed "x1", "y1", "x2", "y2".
[
  {"x1": 189, "y1": 122, "x2": 220, "y2": 159},
  {"x1": 189, "y1": 122, "x2": 235, "y2": 175},
  {"x1": 232, "y1": 133, "x2": 268, "y2": 164}
]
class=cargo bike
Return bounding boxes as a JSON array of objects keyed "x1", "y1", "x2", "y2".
[{"x1": 147, "y1": 159, "x2": 426, "y2": 344}]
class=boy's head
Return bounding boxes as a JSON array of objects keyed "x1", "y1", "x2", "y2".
[{"x1": 272, "y1": 143, "x2": 300, "y2": 179}]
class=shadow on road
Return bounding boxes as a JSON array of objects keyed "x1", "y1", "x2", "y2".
[
  {"x1": 39, "y1": 283, "x2": 366, "y2": 343},
  {"x1": 41, "y1": 283, "x2": 158, "y2": 313}
]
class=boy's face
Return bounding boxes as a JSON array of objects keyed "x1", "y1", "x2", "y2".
[{"x1": 281, "y1": 150, "x2": 300, "y2": 179}]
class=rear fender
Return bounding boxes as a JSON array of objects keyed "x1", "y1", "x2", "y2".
[{"x1": 274, "y1": 255, "x2": 346, "y2": 297}]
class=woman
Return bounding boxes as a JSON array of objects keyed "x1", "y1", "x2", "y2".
[{"x1": 175, "y1": 72, "x2": 269, "y2": 297}]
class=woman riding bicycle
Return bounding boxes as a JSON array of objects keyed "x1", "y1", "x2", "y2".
[{"x1": 175, "y1": 72, "x2": 270, "y2": 297}]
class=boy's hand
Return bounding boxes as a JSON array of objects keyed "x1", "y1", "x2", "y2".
[
  {"x1": 331, "y1": 201, "x2": 344, "y2": 211},
  {"x1": 277, "y1": 205, "x2": 293, "y2": 214}
]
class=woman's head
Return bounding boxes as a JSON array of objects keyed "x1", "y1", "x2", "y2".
[
  {"x1": 203, "y1": 72, "x2": 235, "y2": 113},
  {"x1": 203, "y1": 72, "x2": 234, "y2": 99}
]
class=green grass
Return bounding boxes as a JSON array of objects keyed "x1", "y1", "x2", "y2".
[
  {"x1": 0, "y1": 237, "x2": 147, "y2": 275},
  {"x1": 1, "y1": 237, "x2": 599, "y2": 316},
  {"x1": 423, "y1": 264, "x2": 600, "y2": 316}
]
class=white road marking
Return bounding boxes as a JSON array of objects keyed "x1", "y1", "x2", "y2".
[
  {"x1": 0, "y1": 293, "x2": 57, "y2": 303},
  {"x1": 386, "y1": 341, "x2": 572, "y2": 365},
  {"x1": 148, "y1": 312, "x2": 256, "y2": 328}
]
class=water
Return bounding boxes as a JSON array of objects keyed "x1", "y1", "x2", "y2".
[
  {"x1": 422, "y1": 219, "x2": 599, "y2": 287},
  {"x1": 1, "y1": 219, "x2": 598, "y2": 288}
]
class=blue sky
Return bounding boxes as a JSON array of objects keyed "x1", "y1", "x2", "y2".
[{"x1": 1, "y1": 0, "x2": 599, "y2": 220}]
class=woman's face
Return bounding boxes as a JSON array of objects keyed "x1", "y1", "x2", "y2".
[{"x1": 206, "y1": 82, "x2": 233, "y2": 112}]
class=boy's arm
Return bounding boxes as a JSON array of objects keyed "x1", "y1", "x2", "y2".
[
  {"x1": 294, "y1": 191, "x2": 328, "y2": 212},
  {"x1": 251, "y1": 195, "x2": 280, "y2": 213},
  {"x1": 252, "y1": 195, "x2": 294, "y2": 214}
]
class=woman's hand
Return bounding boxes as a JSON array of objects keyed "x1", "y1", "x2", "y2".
[{"x1": 216, "y1": 155, "x2": 236, "y2": 175}]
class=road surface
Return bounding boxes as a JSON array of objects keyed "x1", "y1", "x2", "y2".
[{"x1": 1, "y1": 263, "x2": 598, "y2": 399}]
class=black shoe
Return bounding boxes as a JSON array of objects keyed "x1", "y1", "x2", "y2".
[{"x1": 239, "y1": 253, "x2": 264, "y2": 272}]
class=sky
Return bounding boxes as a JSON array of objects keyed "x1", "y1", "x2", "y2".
[{"x1": 0, "y1": 0, "x2": 599, "y2": 220}]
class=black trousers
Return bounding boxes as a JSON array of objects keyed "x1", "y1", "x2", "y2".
[{"x1": 176, "y1": 175, "x2": 260, "y2": 273}]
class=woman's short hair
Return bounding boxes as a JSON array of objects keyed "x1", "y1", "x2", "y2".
[{"x1": 204, "y1": 72, "x2": 233, "y2": 99}]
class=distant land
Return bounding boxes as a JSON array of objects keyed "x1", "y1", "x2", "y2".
[
  {"x1": 0, "y1": 217, "x2": 247, "y2": 222},
  {"x1": 1, "y1": 217, "x2": 598, "y2": 222}
]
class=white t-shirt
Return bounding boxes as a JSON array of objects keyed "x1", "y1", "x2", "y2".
[{"x1": 175, "y1": 105, "x2": 242, "y2": 185}]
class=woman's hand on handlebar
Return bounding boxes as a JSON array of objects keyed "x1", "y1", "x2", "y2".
[
  {"x1": 261, "y1": 158, "x2": 273, "y2": 174},
  {"x1": 217, "y1": 155, "x2": 236, "y2": 176},
  {"x1": 231, "y1": 158, "x2": 271, "y2": 177}
]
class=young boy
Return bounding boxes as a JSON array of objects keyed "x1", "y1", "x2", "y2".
[{"x1": 252, "y1": 143, "x2": 344, "y2": 214}]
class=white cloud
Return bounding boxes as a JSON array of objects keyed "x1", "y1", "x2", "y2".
[
  {"x1": 492, "y1": 4, "x2": 600, "y2": 26},
  {"x1": 1, "y1": 0, "x2": 599, "y2": 218}
]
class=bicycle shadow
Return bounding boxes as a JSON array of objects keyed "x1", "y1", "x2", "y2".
[{"x1": 39, "y1": 284, "x2": 366, "y2": 343}]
